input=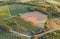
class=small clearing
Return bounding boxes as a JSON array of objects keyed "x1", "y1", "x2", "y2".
[{"x1": 20, "y1": 11, "x2": 48, "y2": 29}]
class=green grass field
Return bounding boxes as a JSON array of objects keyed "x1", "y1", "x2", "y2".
[
  {"x1": 9, "y1": 4, "x2": 30, "y2": 16},
  {"x1": 0, "y1": 4, "x2": 30, "y2": 17},
  {"x1": 0, "y1": 6, "x2": 11, "y2": 18}
]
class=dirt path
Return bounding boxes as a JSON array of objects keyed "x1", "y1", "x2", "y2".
[
  {"x1": 11, "y1": 31, "x2": 32, "y2": 38},
  {"x1": 35, "y1": 28, "x2": 60, "y2": 37},
  {"x1": 20, "y1": 0, "x2": 31, "y2": 2}
]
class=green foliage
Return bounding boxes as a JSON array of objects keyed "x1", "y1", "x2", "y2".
[
  {"x1": 9, "y1": 4, "x2": 30, "y2": 16},
  {"x1": 39, "y1": 30, "x2": 60, "y2": 39},
  {"x1": 0, "y1": 6, "x2": 10, "y2": 18},
  {"x1": 0, "y1": 16, "x2": 42, "y2": 35},
  {"x1": 27, "y1": 1, "x2": 60, "y2": 17}
]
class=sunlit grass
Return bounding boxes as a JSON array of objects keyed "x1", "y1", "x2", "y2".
[{"x1": 0, "y1": 6, "x2": 11, "y2": 18}]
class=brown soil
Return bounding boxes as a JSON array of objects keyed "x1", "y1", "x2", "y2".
[
  {"x1": 46, "y1": 18, "x2": 60, "y2": 29},
  {"x1": 20, "y1": 11, "x2": 48, "y2": 29}
]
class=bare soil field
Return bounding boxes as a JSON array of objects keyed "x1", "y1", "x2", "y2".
[
  {"x1": 46, "y1": 18, "x2": 60, "y2": 29},
  {"x1": 20, "y1": 11, "x2": 48, "y2": 29}
]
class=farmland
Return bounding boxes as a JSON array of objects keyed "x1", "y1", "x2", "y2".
[
  {"x1": 9, "y1": 4, "x2": 30, "y2": 16},
  {"x1": 0, "y1": 5, "x2": 11, "y2": 18},
  {"x1": 0, "y1": 0, "x2": 60, "y2": 39},
  {"x1": 0, "y1": 4, "x2": 30, "y2": 17},
  {"x1": 0, "y1": 33, "x2": 18, "y2": 39}
]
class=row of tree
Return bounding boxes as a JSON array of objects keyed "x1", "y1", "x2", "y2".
[{"x1": 26, "y1": 0, "x2": 60, "y2": 17}]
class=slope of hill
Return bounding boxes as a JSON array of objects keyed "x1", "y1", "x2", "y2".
[{"x1": 0, "y1": 0, "x2": 60, "y2": 39}]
